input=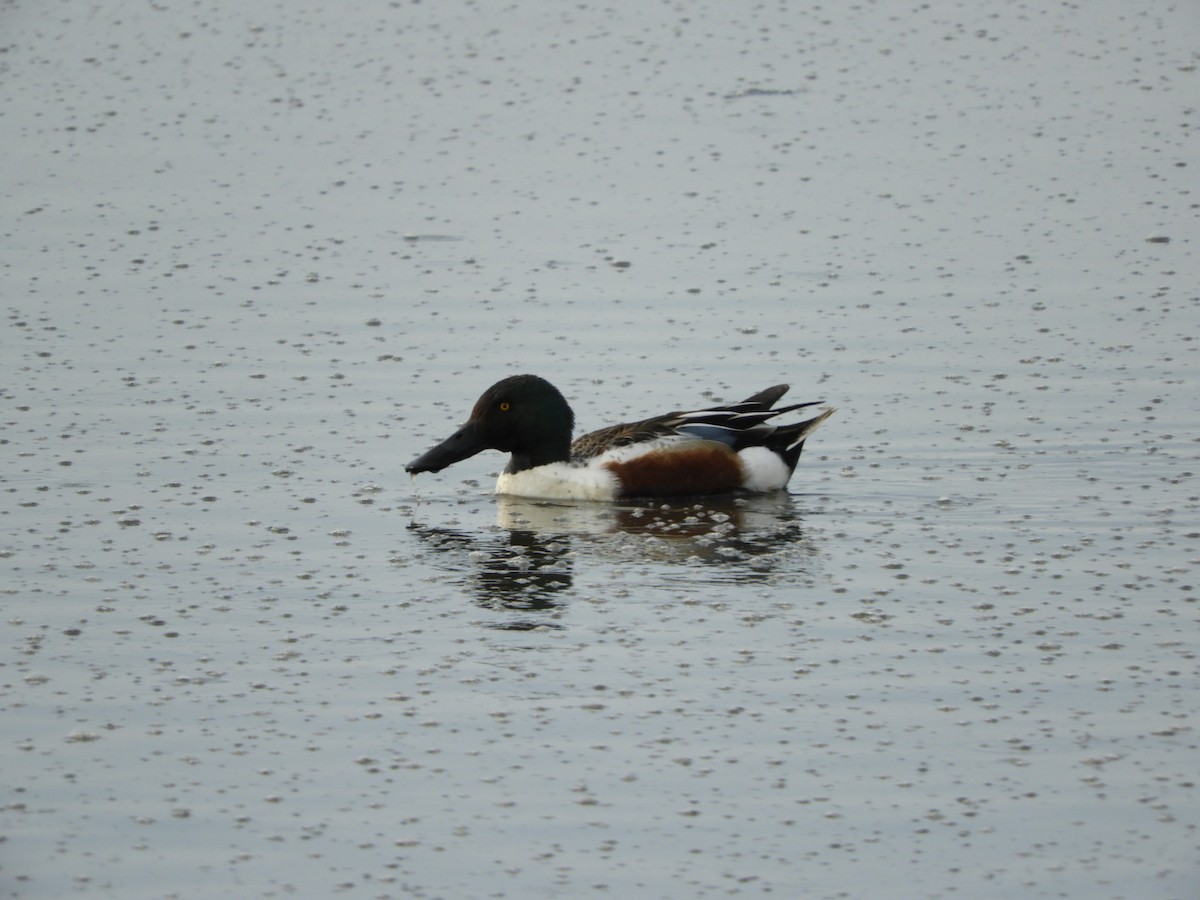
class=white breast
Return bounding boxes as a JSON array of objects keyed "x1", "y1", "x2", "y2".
[{"x1": 495, "y1": 461, "x2": 619, "y2": 500}]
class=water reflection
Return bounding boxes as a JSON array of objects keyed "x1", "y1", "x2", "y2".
[
  {"x1": 407, "y1": 493, "x2": 822, "y2": 628},
  {"x1": 405, "y1": 522, "x2": 573, "y2": 629}
]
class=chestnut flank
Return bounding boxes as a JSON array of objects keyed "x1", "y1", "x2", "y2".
[{"x1": 604, "y1": 443, "x2": 744, "y2": 498}]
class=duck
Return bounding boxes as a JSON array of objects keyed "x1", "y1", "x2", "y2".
[{"x1": 405, "y1": 374, "x2": 834, "y2": 501}]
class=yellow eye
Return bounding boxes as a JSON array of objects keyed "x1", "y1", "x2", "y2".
[{"x1": 499, "y1": 401, "x2": 510, "y2": 411}]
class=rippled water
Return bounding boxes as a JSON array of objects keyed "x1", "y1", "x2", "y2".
[{"x1": 3, "y1": 1, "x2": 1197, "y2": 897}]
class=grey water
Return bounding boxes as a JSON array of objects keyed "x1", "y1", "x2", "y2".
[{"x1": 2, "y1": 1, "x2": 1197, "y2": 897}]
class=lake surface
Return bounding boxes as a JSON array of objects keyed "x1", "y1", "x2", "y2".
[{"x1": 3, "y1": 1, "x2": 1197, "y2": 897}]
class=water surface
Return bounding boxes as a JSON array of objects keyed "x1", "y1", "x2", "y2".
[{"x1": 3, "y1": 1, "x2": 1197, "y2": 897}]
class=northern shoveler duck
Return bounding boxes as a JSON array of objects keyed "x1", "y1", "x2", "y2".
[{"x1": 405, "y1": 374, "x2": 834, "y2": 501}]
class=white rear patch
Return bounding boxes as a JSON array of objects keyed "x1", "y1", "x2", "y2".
[{"x1": 737, "y1": 446, "x2": 790, "y2": 492}]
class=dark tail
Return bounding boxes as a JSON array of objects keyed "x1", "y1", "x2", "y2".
[{"x1": 766, "y1": 407, "x2": 836, "y2": 474}]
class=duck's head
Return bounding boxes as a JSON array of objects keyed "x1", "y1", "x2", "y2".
[{"x1": 405, "y1": 374, "x2": 575, "y2": 476}]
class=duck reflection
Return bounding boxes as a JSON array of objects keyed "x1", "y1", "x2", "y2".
[
  {"x1": 406, "y1": 493, "x2": 821, "y2": 629},
  {"x1": 497, "y1": 493, "x2": 817, "y2": 573},
  {"x1": 404, "y1": 521, "x2": 573, "y2": 630}
]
